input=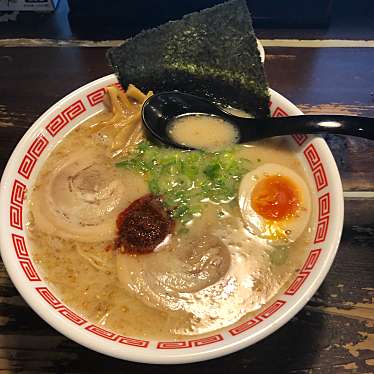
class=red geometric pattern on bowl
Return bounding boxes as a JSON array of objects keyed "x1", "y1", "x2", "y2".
[
  {"x1": 18, "y1": 135, "x2": 49, "y2": 179},
  {"x1": 11, "y1": 234, "x2": 40, "y2": 281},
  {"x1": 36, "y1": 286, "x2": 61, "y2": 307},
  {"x1": 87, "y1": 88, "x2": 106, "y2": 107},
  {"x1": 117, "y1": 336, "x2": 150, "y2": 348},
  {"x1": 35, "y1": 287, "x2": 86, "y2": 325},
  {"x1": 314, "y1": 218, "x2": 329, "y2": 244},
  {"x1": 46, "y1": 100, "x2": 86, "y2": 137},
  {"x1": 292, "y1": 134, "x2": 308, "y2": 146},
  {"x1": 284, "y1": 248, "x2": 322, "y2": 295},
  {"x1": 318, "y1": 192, "x2": 330, "y2": 219},
  {"x1": 57, "y1": 306, "x2": 87, "y2": 326},
  {"x1": 301, "y1": 248, "x2": 322, "y2": 272},
  {"x1": 19, "y1": 258, "x2": 41, "y2": 282},
  {"x1": 113, "y1": 82, "x2": 123, "y2": 90},
  {"x1": 314, "y1": 192, "x2": 330, "y2": 244},
  {"x1": 85, "y1": 324, "x2": 117, "y2": 340},
  {"x1": 10, "y1": 205, "x2": 23, "y2": 230},
  {"x1": 12, "y1": 233, "x2": 29, "y2": 259},
  {"x1": 10, "y1": 179, "x2": 26, "y2": 230},
  {"x1": 303, "y1": 143, "x2": 328, "y2": 192},
  {"x1": 36, "y1": 286, "x2": 150, "y2": 346},
  {"x1": 86, "y1": 83, "x2": 124, "y2": 107},
  {"x1": 11, "y1": 179, "x2": 26, "y2": 206},
  {"x1": 284, "y1": 193, "x2": 329, "y2": 295},
  {"x1": 157, "y1": 334, "x2": 223, "y2": 349},
  {"x1": 10, "y1": 179, "x2": 42, "y2": 283},
  {"x1": 6, "y1": 84, "x2": 335, "y2": 352},
  {"x1": 85, "y1": 325, "x2": 149, "y2": 347},
  {"x1": 228, "y1": 300, "x2": 286, "y2": 336},
  {"x1": 272, "y1": 107, "x2": 308, "y2": 146},
  {"x1": 273, "y1": 107, "x2": 288, "y2": 117}
]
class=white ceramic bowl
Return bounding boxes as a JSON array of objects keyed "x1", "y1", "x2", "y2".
[{"x1": 0, "y1": 74, "x2": 343, "y2": 364}]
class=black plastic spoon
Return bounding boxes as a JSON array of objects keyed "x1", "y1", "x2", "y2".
[{"x1": 141, "y1": 91, "x2": 374, "y2": 150}]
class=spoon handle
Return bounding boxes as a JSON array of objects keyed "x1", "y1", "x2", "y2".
[{"x1": 238, "y1": 115, "x2": 374, "y2": 141}]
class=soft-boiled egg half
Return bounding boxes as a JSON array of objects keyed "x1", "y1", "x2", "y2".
[{"x1": 239, "y1": 163, "x2": 311, "y2": 245}]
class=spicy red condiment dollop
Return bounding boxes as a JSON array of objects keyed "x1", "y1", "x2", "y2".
[{"x1": 115, "y1": 194, "x2": 174, "y2": 254}]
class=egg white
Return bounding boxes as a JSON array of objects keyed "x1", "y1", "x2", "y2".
[{"x1": 239, "y1": 163, "x2": 311, "y2": 245}]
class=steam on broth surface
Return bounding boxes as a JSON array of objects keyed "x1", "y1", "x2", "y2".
[{"x1": 28, "y1": 85, "x2": 315, "y2": 339}]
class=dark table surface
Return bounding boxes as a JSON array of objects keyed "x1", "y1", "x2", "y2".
[{"x1": 0, "y1": 1, "x2": 374, "y2": 373}]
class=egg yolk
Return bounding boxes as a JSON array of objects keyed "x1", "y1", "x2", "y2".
[{"x1": 251, "y1": 175, "x2": 300, "y2": 221}]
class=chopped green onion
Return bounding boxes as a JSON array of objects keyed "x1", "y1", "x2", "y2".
[{"x1": 116, "y1": 141, "x2": 251, "y2": 223}]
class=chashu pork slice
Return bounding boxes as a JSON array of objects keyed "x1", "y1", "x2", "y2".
[
  {"x1": 29, "y1": 148, "x2": 148, "y2": 242},
  {"x1": 117, "y1": 207, "x2": 287, "y2": 335}
]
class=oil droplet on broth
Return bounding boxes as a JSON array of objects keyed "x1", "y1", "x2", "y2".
[{"x1": 168, "y1": 114, "x2": 239, "y2": 151}]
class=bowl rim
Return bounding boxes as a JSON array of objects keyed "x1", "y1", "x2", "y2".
[
  {"x1": 0, "y1": 74, "x2": 344, "y2": 364},
  {"x1": 256, "y1": 39, "x2": 265, "y2": 63}
]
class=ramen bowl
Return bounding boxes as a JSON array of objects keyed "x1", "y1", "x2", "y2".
[{"x1": 0, "y1": 74, "x2": 343, "y2": 364}]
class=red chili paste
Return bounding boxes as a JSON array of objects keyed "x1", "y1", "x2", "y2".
[{"x1": 115, "y1": 194, "x2": 174, "y2": 254}]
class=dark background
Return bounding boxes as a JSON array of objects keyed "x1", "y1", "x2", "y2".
[{"x1": 0, "y1": 0, "x2": 374, "y2": 40}]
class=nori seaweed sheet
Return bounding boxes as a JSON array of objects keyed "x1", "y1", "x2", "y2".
[{"x1": 107, "y1": 0, "x2": 270, "y2": 117}]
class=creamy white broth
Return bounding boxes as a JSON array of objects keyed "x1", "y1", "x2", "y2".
[
  {"x1": 168, "y1": 114, "x2": 239, "y2": 151},
  {"x1": 27, "y1": 87, "x2": 315, "y2": 339}
]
